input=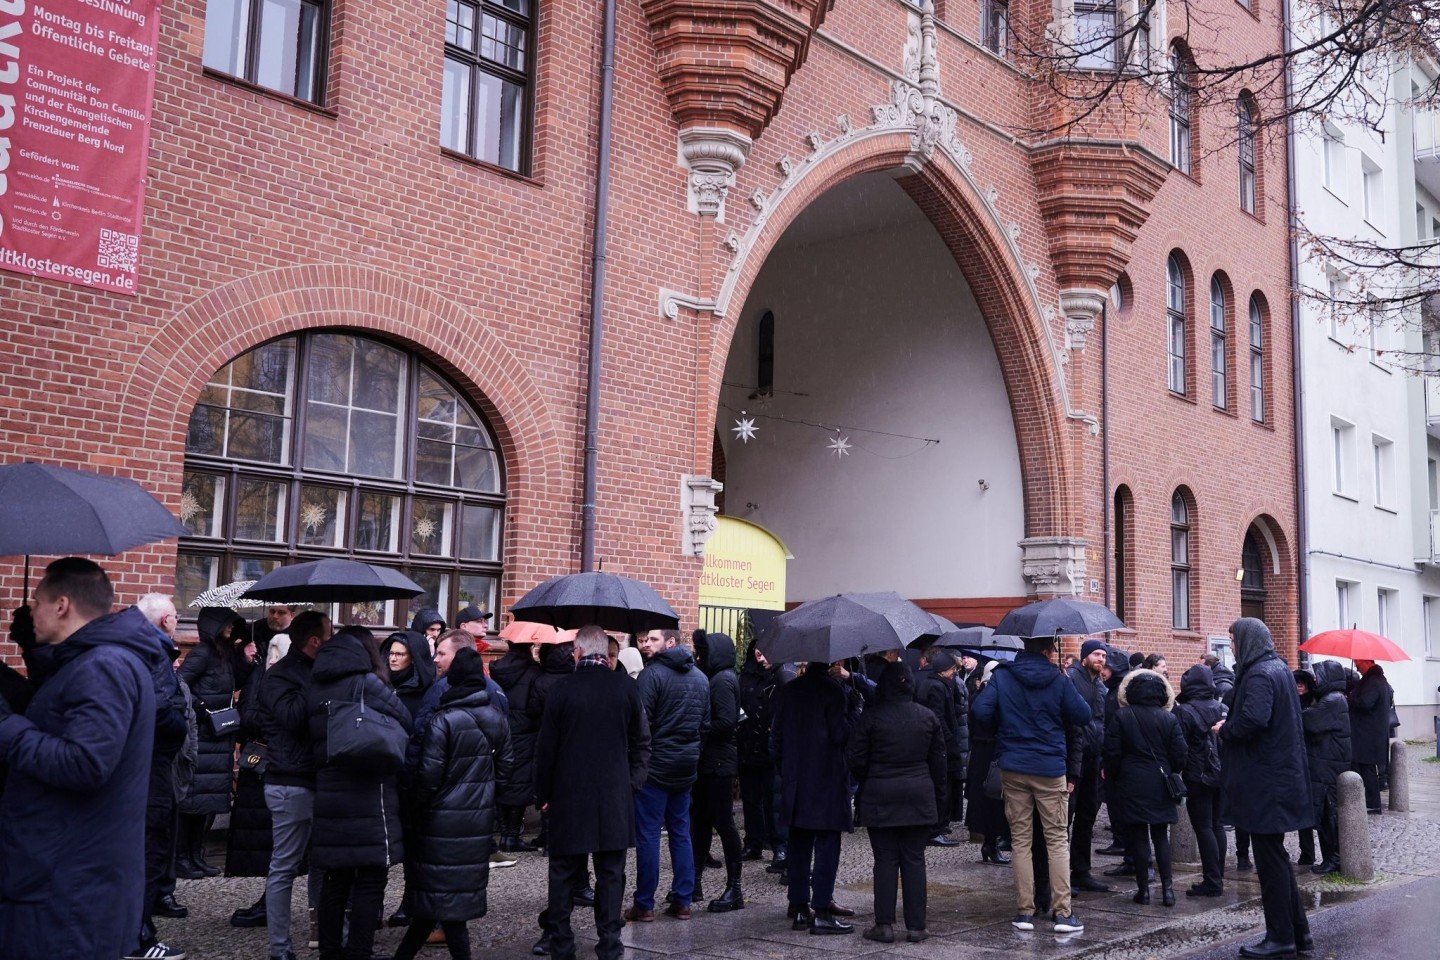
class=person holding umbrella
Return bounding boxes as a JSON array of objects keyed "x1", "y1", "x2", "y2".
[{"x1": 1348, "y1": 658, "x2": 1393, "y2": 814}]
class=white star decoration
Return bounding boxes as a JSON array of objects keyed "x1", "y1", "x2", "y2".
[
  {"x1": 732, "y1": 415, "x2": 758, "y2": 443},
  {"x1": 828, "y1": 435, "x2": 852, "y2": 457}
]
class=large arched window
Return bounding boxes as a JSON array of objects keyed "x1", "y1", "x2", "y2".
[
  {"x1": 1167, "y1": 254, "x2": 1188, "y2": 395},
  {"x1": 1210, "y1": 275, "x2": 1228, "y2": 410},
  {"x1": 179, "y1": 332, "x2": 505, "y2": 627},
  {"x1": 1171, "y1": 490, "x2": 1191, "y2": 630}
]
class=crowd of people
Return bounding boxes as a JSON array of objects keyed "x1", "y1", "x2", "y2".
[{"x1": 0, "y1": 557, "x2": 1401, "y2": 960}]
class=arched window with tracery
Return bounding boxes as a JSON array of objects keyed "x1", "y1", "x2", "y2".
[{"x1": 1171, "y1": 490, "x2": 1192, "y2": 630}]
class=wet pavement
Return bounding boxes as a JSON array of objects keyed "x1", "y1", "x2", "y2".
[{"x1": 160, "y1": 742, "x2": 1440, "y2": 959}]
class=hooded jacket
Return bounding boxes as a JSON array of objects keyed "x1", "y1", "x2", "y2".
[
  {"x1": 697, "y1": 632, "x2": 740, "y2": 777},
  {"x1": 307, "y1": 631, "x2": 413, "y2": 870},
  {"x1": 0, "y1": 606, "x2": 161, "y2": 960},
  {"x1": 846, "y1": 662, "x2": 946, "y2": 829},
  {"x1": 736, "y1": 643, "x2": 789, "y2": 766},
  {"x1": 1219, "y1": 618, "x2": 1312, "y2": 834},
  {"x1": 637, "y1": 644, "x2": 710, "y2": 791},
  {"x1": 489, "y1": 642, "x2": 543, "y2": 806},
  {"x1": 1103, "y1": 669, "x2": 1188, "y2": 825},
  {"x1": 915, "y1": 662, "x2": 963, "y2": 776},
  {"x1": 972, "y1": 650, "x2": 1091, "y2": 779},
  {"x1": 1174, "y1": 664, "x2": 1226, "y2": 786},
  {"x1": 179, "y1": 606, "x2": 245, "y2": 814},
  {"x1": 410, "y1": 608, "x2": 446, "y2": 635},
  {"x1": 385, "y1": 629, "x2": 437, "y2": 719},
  {"x1": 1303, "y1": 660, "x2": 1352, "y2": 797},
  {"x1": 527, "y1": 642, "x2": 576, "y2": 724},
  {"x1": 1348, "y1": 663, "x2": 1392, "y2": 765}
]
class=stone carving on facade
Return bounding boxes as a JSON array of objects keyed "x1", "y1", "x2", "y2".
[
  {"x1": 1019, "y1": 536, "x2": 1089, "y2": 597},
  {"x1": 1060, "y1": 288, "x2": 1107, "y2": 351},
  {"x1": 776, "y1": 155, "x2": 793, "y2": 178},
  {"x1": 680, "y1": 127, "x2": 752, "y2": 220},
  {"x1": 682, "y1": 475, "x2": 725, "y2": 557}
]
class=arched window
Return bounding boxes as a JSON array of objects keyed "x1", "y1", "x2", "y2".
[
  {"x1": 1238, "y1": 96, "x2": 1258, "y2": 213},
  {"x1": 1114, "y1": 485, "x2": 1135, "y2": 624},
  {"x1": 1249, "y1": 294, "x2": 1265, "y2": 422},
  {"x1": 179, "y1": 332, "x2": 505, "y2": 627},
  {"x1": 1169, "y1": 52, "x2": 1193, "y2": 175},
  {"x1": 1210, "y1": 275, "x2": 1228, "y2": 410},
  {"x1": 1167, "y1": 254, "x2": 1187, "y2": 395},
  {"x1": 1171, "y1": 491, "x2": 1191, "y2": 630}
]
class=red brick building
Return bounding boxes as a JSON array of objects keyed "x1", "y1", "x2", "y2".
[{"x1": 0, "y1": 0, "x2": 1298, "y2": 663}]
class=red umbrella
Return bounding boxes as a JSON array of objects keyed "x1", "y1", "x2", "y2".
[
  {"x1": 498, "y1": 621, "x2": 577, "y2": 645},
  {"x1": 1299, "y1": 629, "x2": 1411, "y2": 662}
]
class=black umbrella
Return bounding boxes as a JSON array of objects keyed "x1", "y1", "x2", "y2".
[
  {"x1": 917, "y1": 624, "x2": 993, "y2": 651},
  {"x1": 508, "y1": 572, "x2": 680, "y2": 633},
  {"x1": 995, "y1": 597, "x2": 1125, "y2": 639},
  {"x1": 0, "y1": 462, "x2": 187, "y2": 595},
  {"x1": 757, "y1": 592, "x2": 932, "y2": 665},
  {"x1": 240, "y1": 559, "x2": 424, "y2": 603},
  {"x1": 976, "y1": 634, "x2": 1023, "y2": 662}
]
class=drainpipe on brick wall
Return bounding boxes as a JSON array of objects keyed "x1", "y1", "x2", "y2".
[
  {"x1": 579, "y1": 0, "x2": 618, "y2": 573},
  {"x1": 1102, "y1": 299, "x2": 1111, "y2": 609},
  {"x1": 1282, "y1": 0, "x2": 1310, "y2": 651}
]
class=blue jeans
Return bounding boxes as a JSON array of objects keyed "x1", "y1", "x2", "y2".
[
  {"x1": 632, "y1": 782, "x2": 694, "y2": 909},
  {"x1": 264, "y1": 783, "x2": 321, "y2": 955}
]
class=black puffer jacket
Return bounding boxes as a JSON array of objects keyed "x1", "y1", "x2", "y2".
[
  {"x1": 948, "y1": 671, "x2": 971, "y2": 778},
  {"x1": 1174, "y1": 664, "x2": 1226, "y2": 787},
  {"x1": 1303, "y1": 660, "x2": 1352, "y2": 800},
  {"x1": 489, "y1": 643, "x2": 543, "y2": 807},
  {"x1": 915, "y1": 665, "x2": 962, "y2": 777},
  {"x1": 698, "y1": 632, "x2": 740, "y2": 777},
  {"x1": 847, "y1": 662, "x2": 946, "y2": 829},
  {"x1": 386, "y1": 629, "x2": 437, "y2": 719},
  {"x1": 1103, "y1": 669, "x2": 1187, "y2": 825},
  {"x1": 637, "y1": 645, "x2": 710, "y2": 791},
  {"x1": 178, "y1": 607, "x2": 245, "y2": 814},
  {"x1": 405, "y1": 649, "x2": 514, "y2": 921},
  {"x1": 736, "y1": 644, "x2": 788, "y2": 766},
  {"x1": 307, "y1": 632, "x2": 412, "y2": 870},
  {"x1": 255, "y1": 646, "x2": 318, "y2": 787}
]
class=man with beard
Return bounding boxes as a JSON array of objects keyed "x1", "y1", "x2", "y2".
[{"x1": 1066, "y1": 639, "x2": 1111, "y2": 894}]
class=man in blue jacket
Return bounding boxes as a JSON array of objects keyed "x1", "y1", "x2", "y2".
[
  {"x1": 973, "y1": 634, "x2": 1091, "y2": 935},
  {"x1": 0, "y1": 558, "x2": 161, "y2": 960}
]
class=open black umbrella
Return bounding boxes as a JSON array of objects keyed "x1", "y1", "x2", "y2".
[
  {"x1": 976, "y1": 634, "x2": 1023, "y2": 662},
  {"x1": 757, "y1": 591, "x2": 932, "y2": 665},
  {"x1": 509, "y1": 572, "x2": 679, "y2": 633},
  {"x1": 919, "y1": 624, "x2": 993, "y2": 651},
  {"x1": 0, "y1": 462, "x2": 187, "y2": 595},
  {"x1": 240, "y1": 559, "x2": 424, "y2": 604},
  {"x1": 995, "y1": 597, "x2": 1125, "y2": 639}
]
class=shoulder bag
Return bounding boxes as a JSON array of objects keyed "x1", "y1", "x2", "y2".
[
  {"x1": 201, "y1": 703, "x2": 241, "y2": 739},
  {"x1": 1124, "y1": 709, "x2": 1187, "y2": 803},
  {"x1": 326, "y1": 678, "x2": 409, "y2": 773},
  {"x1": 238, "y1": 740, "x2": 269, "y2": 777}
]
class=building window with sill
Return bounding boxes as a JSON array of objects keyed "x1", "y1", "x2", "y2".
[
  {"x1": 203, "y1": 0, "x2": 328, "y2": 103},
  {"x1": 1167, "y1": 253, "x2": 1188, "y2": 395},
  {"x1": 1210, "y1": 275, "x2": 1227, "y2": 410},
  {"x1": 1171, "y1": 490, "x2": 1192, "y2": 631},
  {"x1": 1238, "y1": 96, "x2": 1258, "y2": 213},
  {"x1": 441, "y1": 0, "x2": 534, "y2": 173},
  {"x1": 1249, "y1": 294, "x2": 1265, "y2": 422},
  {"x1": 982, "y1": 0, "x2": 1009, "y2": 57},
  {"x1": 1074, "y1": 0, "x2": 1117, "y2": 69},
  {"x1": 1169, "y1": 52, "x2": 1193, "y2": 174}
]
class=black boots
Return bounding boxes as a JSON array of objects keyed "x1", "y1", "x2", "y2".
[
  {"x1": 707, "y1": 864, "x2": 745, "y2": 913},
  {"x1": 498, "y1": 805, "x2": 540, "y2": 853},
  {"x1": 1161, "y1": 881, "x2": 1176, "y2": 907},
  {"x1": 980, "y1": 840, "x2": 1011, "y2": 865},
  {"x1": 175, "y1": 815, "x2": 218, "y2": 879}
]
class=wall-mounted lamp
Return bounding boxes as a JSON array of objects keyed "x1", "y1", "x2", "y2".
[{"x1": 1234, "y1": 567, "x2": 1246, "y2": 582}]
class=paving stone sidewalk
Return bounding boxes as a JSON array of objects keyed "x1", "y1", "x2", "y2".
[{"x1": 163, "y1": 742, "x2": 1440, "y2": 960}]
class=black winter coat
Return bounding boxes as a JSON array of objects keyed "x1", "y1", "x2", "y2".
[
  {"x1": 489, "y1": 645, "x2": 543, "y2": 807},
  {"x1": 847, "y1": 663, "x2": 946, "y2": 828},
  {"x1": 527, "y1": 643, "x2": 575, "y2": 726},
  {"x1": 698, "y1": 632, "x2": 740, "y2": 777},
  {"x1": 1104, "y1": 669, "x2": 1187, "y2": 825},
  {"x1": 736, "y1": 647, "x2": 789, "y2": 766},
  {"x1": 1219, "y1": 618, "x2": 1312, "y2": 834},
  {"x1": 948, "y1": 671, "x2": 971, "y2": 778},
  {"x1": 1348, "y1": 664, "x2": 1392, "y2": 765},
  {"x1": 178, "y1": 607, "x2": 246, "y2": 815},
  {"x1": 1303, "y1": 660, "x2": 1352, "y2": 801},
  {"x1": 405, "y1": 684, "x2": 514, "y2": 920},
  {"x1": 534, "y1": 663, "x2": 651, "y2": 856},
  {"x1": 1066, "y1": 660, "x2": 1106, "y2": 759},
  {"x1": 307, "y1": 634, "x2": 413, "y2": 870},
  {"x1": 386, "y1": 629, "x2": 437, "y2": 720},
  {"x1": 915, "y1": 666, "x2": 962, "y2": 778},
  {"x1": 226, "y1": 660, "x2": 273, "y2": 878},
  {"x1": 255, "y1": 646, "x2": 319, "y2": 788},
  {"x1": 637, "y1": 645, "x2": 710, "y2": 791},
  {"x1": 1174, "y1": 665, "x2": 1226, "y2": 787},
  {"x1": 773, "y1": 668, "x2": 855, "y2": 833}
]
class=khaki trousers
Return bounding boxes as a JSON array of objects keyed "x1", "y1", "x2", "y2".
[{"x1": 1001, "y1": 770, "x2": 1072, "y2": 917}]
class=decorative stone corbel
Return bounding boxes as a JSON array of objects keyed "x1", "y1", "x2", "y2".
[
  {"x1": 1060, "y1": 288, "x2": 1107, "y2": 351},
  {"x1": 679, "y1": 128, "x2": 752, "y2": 221},
  {"x1": 682, "y1": 475, "x2": 725, "y2": 556},
  {"x1": 1019, "y1": 536, "x2": 1089, "y2": 598}
]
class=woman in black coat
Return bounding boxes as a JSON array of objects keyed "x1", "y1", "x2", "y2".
[
  {"x1": 1104, "y1": 668, "x2": 1187, "y2": 906},
  {"x1": 1347, "y1": 660, "x2": 1392, "y2": 813},
  {"x1": 386, "y1": 629, "x2": 437, "y2": 719},
  {"x1": 846, "y1": 661, "x2": 946, "y2": 944},
  {"x1": 691, "y1": 632, "x2": 744, "y2": 911},
  {"x1": 177, "y1": 606, "x2": 246, "y2": 878},
  {"x1": 308, "y1": 626, "x2": 413, "y2": 960},
  {"x1": 526, "y1": 642, "x2": 575, "y2": 849},
  {"x1": 393, "y1": 648, "x2": 514, "y2": 960},
  {"x1": 1174, "y1": 664, "x2": 1228, "y2": 896},
  {"x1": 964, "y1": 660, "x2": 1009, "y2": 864},
  {"x1": 1302, "y1": 660, "x2": 1351, "y2": 874},
  {"x1": 489, "y1": 640, "x2": 543, "y2": 851}
]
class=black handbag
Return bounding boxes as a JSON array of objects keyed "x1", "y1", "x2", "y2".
[
  {"x1": 238, "y1": 740, "x2": 269, "y2": 777},
  {"x1": 983, "y1": 759, "x2": 1004, "y2": 800},
  {"x1": 325, "y1": 679, "x2": 409, "y2": 773},
  {"x1": 1124, "y1": 709, "x2": 1186, "y2": 803},
  {"x1": 202, "y1": 704, "x2": 241, "y2": 738}
]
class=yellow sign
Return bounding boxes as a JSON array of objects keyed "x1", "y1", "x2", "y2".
[{"x1": 698, "y1": 517, "x2": 790, "y2": 610}]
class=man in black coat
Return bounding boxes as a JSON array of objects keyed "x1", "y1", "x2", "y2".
[
  {"x1": 1066, "y1": 639, "x2": 1111, "y2": 892},
  {"x1": 1220, "y1": 618, "x2": 1313, "y2": 959},
  {"x1": 490, "y1": 640, "x2": 544, "y2": 852},
  {"x1": 737, "y1": 643, "x2": 789, "y2": 868},
  {"x1": 535, "y1": 626, "x2": 650, "y2": 960},
  {"x1": 915, "y1": 648, "x2": 962, "y2": 848},
  {"x1": 1347, "y1": 659, "x2": 1392, "y2": 814}
]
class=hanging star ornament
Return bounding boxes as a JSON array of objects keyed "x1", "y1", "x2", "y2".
[
  {"x1": 827, "y1": 434, "x2": 852, "y2": 457},
  {"x1": 732, "y1": 412, "x2": 758, "y2": 443}
]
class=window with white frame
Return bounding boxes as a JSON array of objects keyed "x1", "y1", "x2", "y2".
[
  {"x1": 1238, "y1": 97, "x2": 1257, "y2": 214},
  {"x1": 1361, "y1": 155, "x2": 1382, "y2": 226},
  {"x1": 982, "y1": 0, "x2": 1009, "y2": 56},
  {"x1": 203, "y1": 0, "x2": 328, "y2": 102},
  {"x1": 1168, "y1": 255, "x2": 1188, "y2": 394},
  {"x1": 1372, "y1": 434, "x2": 1395, "y2": 508},
  {"x1": 1210, "y1": 276, "x2": 1228, "y2": 409},
  {"x1": 1376, "y1": 587, "x2": 1395, "y2": 637},
  {"x1": 1249, "y1": 295, "x2": 1264, "y2": 422},
  {"x1": 1169, "y1": 53, "x2": 1193, "y2": 174},
  {"x1": 1074, "y1": 0, "x2": 1118, "y2": 69},
  {"x1": 1332, "y1": 416, "x2": 1357, "y2": 497},
  {"x1": 1323, "y1": 126, "x2": 1346, "y2": 197},
  {"x1": 1424, "y1": 595, "x2": 1439, "y2": 656},
  {"x1": 1336, "y1": 579, "x2": 1356, "y2": 629}
]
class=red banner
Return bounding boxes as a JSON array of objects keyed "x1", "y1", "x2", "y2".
[{"x1": 0, "y1": 0, "x2": 163, "y2": 295}]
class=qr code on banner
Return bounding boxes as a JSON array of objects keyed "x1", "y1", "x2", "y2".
[{"x1": 97, "y1": 229, "x2": 139, "y2": 272}]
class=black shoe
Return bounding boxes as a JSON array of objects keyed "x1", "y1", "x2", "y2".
[
  {"x1": 229, "y1": 900, "x2": 267, "y2": 928},
  {"x1": 862, "y1": 924, "x2": 894, "y2": 943},
  {"x1": 1094, "y1": 842, "x2": 1126, "y2": 856},
  {"x1": 1186, "y1": 883, "x2": 1224, "y2": 897},
  {"x1": 173, "y1": 859, "x2": 206, "y2": 881},
  {"x1": 572, "y1": 886, "x2": 595, "y2": 907},
  {"x1": 996, "y1": 838, "x2": 1012, "y2": 852},
  {"x1": 1238, "y1": 939, "x2": 1298, "y2": 959},
  {"x1": 1296, "y1": 933, "x2": 1314, "y2": 954},
  {"x1": 386, "y1": 908, "x2": 411, "y2": 928},
  {"x1": 1133, "y1": 887, "x2": 1150, "y2": 905},
  {"x1": 705, "y1": 854, "x2": 722, "y2": 869},
  {"x1": 740, "y1": 843, "x2": 765, "y2": 861},
  {"x1": 193, "y1": 857, "x2": 220, "y2": 878},
  {"x1": 791, "y1": 907, "x2": 813, "y2": 931},
  {"x1": 1103, "y1": 863, "x2": 1136, "y2": 877},
  {"x1": 980, "y1": 843, "x2": 1011, "y2": 865},
  {"x1": 708, "y1": 882, "x2": 745, "y2": 913},
  {"x1": 809, "y1": 912, "x2": 853, "y2": 935},
  {"x1": 1235, "y1": 858, "x2": 1254, "y2": 872},
  {"x1": 1296, "y1": 853, "x2": 1315, "y2": 866},
  {"x1": 1311, "y1": 860, "x2": 1340, "y2": 875},
  {"x1": 531, "y1": 934, "x2": 550, "y2": 956},
  {"x1": 1071, "y1": 874, "x2": 1112, "y2": 893},
  {"x1": 154, "y1": 895, "x2": 189, "y2": 919},
  {"x1": 766, "y1": 857, "x2": 788, "y2": 875},
  {"x1": 927, "y1": 833, "x2": 960, "y2": 847},
  {"x1": 1161, "y1": 883, "x2": 1175, "y2": 907}
]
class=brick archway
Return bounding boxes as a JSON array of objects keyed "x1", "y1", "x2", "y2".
[{"x1": 696, "y1": 131, "x2": 1077, "y2": 537}]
